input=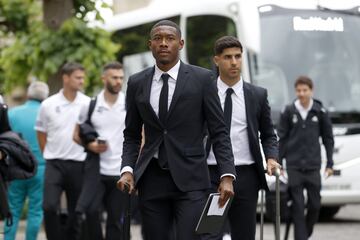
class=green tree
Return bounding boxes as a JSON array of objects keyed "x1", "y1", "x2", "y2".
[{"x1": 0, "y1": 0, "x2": 118, "y2": 95}]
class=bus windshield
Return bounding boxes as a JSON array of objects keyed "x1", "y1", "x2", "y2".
[{"x1": 252, "y1": 6, "x2": 360, "y2": 123}]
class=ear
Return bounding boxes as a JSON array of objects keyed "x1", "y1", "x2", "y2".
[
  {"x1": 148, "y1": 40, "x2": 152, "y2": 50},
  {"x1": 178, "y1": 39, "x2": 184, "y2": 50},
  {"x1": 101, "y1": 75, "x2": 106, "y2": 85},
  {"x1": 213, "y1": 56, "x2": 219, "y2": 67},
  {"x1": 62, "y1": 74, "x2": 68, "y2": 84}
]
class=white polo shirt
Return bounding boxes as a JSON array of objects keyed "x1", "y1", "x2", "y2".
[
  {"x1": 78, "y1": 90, "x2": 126, "y2": 176},
  {"x1": 35, "y1": 89, "x2": 90, "y2": 161}
]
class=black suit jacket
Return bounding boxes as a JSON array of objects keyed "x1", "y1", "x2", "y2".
[
  {"x1": 207, "y1": 81, "x2": 278, "y2": 190},
  {"x1": 242, "y1": 82, "x2": 278, "y2": 189},
  {"x1": 121, "y1": 62, "x2": 236, "y2": 192}
]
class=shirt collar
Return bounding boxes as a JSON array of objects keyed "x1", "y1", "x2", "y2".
[
  {"x1": 97, "y1": 90, "x2": 125, "y2": 109},
  {"x1": 58, "y1": 89, "x2": 83, "y2": 104},
  {"x1": 217, "y1": 76, "x2": 243, "y2": 96},
  {"x1": 153, "y1": 60, "x2": 181, "y2": 82},
  {"x1": 25, "y1": 99, "x2": 41, "y2": 106},
  {"x1": 294, "y1": 99, "x2": 314, "y2": 112}
]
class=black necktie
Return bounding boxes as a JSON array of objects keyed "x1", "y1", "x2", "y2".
[
  {"x1": 158, "y1": 73, "x2": 170, "y2": 169},
  {"x1": 224, "y1": 88, "x2": 234, "y2": 131},
  {"x1": 159, "y1": 73, "x2": 170, "y2": 125}
]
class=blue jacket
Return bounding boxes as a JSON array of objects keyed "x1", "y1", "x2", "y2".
[{"x1": 8, "y1": 100, "x2": 45, "y2": 167}]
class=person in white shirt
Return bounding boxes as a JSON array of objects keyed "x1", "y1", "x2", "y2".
[
  {"x1": 205, "y1": 36, "x2": 280, "y2": 240},
  {"x1": 35, "y1": 62, "x2": 90, "y2": 240},
  {"x1": 73, "y1": 61, "x2": 127, "y2": 239}
]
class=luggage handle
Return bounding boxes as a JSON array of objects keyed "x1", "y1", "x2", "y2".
[{"x1": 260, "y1": 168, "x2": 281, "y2": 240}]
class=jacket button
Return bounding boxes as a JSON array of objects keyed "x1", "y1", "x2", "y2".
[{"x1": 164, "y1": 130, "x2": 167, "y2": 134}]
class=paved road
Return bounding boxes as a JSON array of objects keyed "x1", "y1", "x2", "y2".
[{"x1": 6, "y1": 204, "x2": 360, "y2": 240}]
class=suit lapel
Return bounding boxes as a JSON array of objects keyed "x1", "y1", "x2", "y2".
[
  {"x1": 143, "y1": 67, "x2": 162, "y2": 125},
  {"x1": 167, "y1": 62, "x2": 189, "y2": 120},
  {"x1": 243, "y1": 82, "x2": 255, "y2": 131}
]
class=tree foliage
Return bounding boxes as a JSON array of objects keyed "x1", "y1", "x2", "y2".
[
  {"x1": 0, "y1": 0, "x2": 39, "y2": 34},
  {"x1": 0, "y1": 0, "x2": 119, "y2": 94}
]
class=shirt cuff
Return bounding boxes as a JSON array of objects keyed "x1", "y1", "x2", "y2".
[
  {"x1": 120, "y1": 166, "x2": 134, "y2": 176},
  {"x1": 220, "y1": 173, "x2": 236, "y2": 181}
]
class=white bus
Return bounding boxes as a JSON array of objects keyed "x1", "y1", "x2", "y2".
[
  {"x1": 104, "y1": 0, "x2": 360, "y2": 219},
  {"x1": 255, "y1": 0, "x2": 360, "y2": 219}
]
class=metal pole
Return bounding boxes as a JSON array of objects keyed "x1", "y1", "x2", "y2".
[
  {"x1": 260, "y1": 189, "x2": 265, "y2": 240},
  {"x1": 275, "y1": 168, "x2": 281, "y2": 240}
]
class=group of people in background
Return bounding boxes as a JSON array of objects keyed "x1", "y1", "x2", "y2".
[{"x1": 0, "y1": 19, "x2": 334, "y2": 240}]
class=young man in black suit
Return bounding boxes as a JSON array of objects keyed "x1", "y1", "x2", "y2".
[
  {"x1": 117, "y1": 20, "x2": 236, "y2": 240},
  {"x1": 205, "y1": 36, "x2": 280, "y2": 240}
]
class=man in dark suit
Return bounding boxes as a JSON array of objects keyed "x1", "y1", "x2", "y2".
[
  {"x1": 117, "y1": 20, "x2": 236, "y2": 240},
  {"x1": 205, "y1": 36, "x2": 280, "y2": 240}
]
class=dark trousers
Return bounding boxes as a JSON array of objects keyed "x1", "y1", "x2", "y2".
[
  {"x1": 288, "y1": 169, "x2": 321, "y2": 240},
  {"x1": 43, "y1": 159, "x2": 84, "y2": 240},
  {"x1": 138, "y1": 159, "x2": 207, "y2": 240},
  {"x1": 203, "y1": 164, "x2": 260, "y2": 240},
  {"x1": 85, "y1": 175, "x2": 127, "y2": 240}
]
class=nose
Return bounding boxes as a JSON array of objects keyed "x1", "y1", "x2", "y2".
[
  {"x1": 230, "y1": 56, "x2": 237, "y2": 65},
  {"x1": 160, "y1": 37, "x2": 168, "y2": 47}
]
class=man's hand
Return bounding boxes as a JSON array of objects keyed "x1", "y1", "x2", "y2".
[
  {"x1": 86, "y1": 141, "x2": 108, "y2": 154},
  {"x1": 325, "y1": 168, "x2": 334, "y2": 179},
  {"x1": 117, "y1": 172, "x2": 135, "y2": 194},
  {"x1": 217, "y1": 176, "x2": 234, "y2": 208},
  {"x1": 266, "y1": 158, "x2": 281, "y2": 176}
]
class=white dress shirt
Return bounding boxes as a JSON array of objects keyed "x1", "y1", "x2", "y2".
[
  {"x1": 150, "y1": 61, "x2": 180, "y2": 115},
  {"x1": 294, "y1": 99, "x2": 313, "y2": 120},
  {"x1": 78, "y1": 90, "x2": 126, "y2": 176},
  {"x1": 207, "y1": 77, "x2": 255, "y2": 166}
]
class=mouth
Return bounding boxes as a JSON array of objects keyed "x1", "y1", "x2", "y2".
[{"x1": 159, "y1": 51, "x2": 170, "y2": 55}]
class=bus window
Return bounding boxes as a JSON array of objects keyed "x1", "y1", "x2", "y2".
[
  {"x1": 186, "y1": 15, "x2": 236, "y2": 69},
  {"x1": 112, "y1": 16, "x2": 180, "y2": 62}
]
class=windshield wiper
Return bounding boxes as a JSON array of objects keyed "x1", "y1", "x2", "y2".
[{"x1": 317, "y1": 5, "x2": 360, "y2": 17}]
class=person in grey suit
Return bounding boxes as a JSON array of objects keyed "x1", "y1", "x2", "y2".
[
  {"x1": 117, "y1": 20, "x2": 236, "y2": 240},
  {"x1": 205, "y1": 36, "x2": 280, "y2": 240}
]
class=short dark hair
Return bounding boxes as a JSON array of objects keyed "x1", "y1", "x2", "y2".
[
  {"x1": 102, "y1": 61, "x2": 123, "y2": 74},
  {"x1": 214, "y1": 36, "x2": 243, "y2": 55},
  {"x1": 150, "y1": 20, "x2": 181, "y2": 38},
  {"x1": 295, "y1": 76, "x2": 313, "y2": 89},
  {"x1": 61, "y1": 62, "x2": 85, "y2": 76}
]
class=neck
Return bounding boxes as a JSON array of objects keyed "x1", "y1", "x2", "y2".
[
  {"x1": 220, "y1": 76, "x2": 241, "y2": 87},
  {"x1": 156, "y1": 59, "x2": 179, "y2": 72},
  {"x1": 300, "y1": 99, "x2": 311, "y2": 108},
  {"x1": 62, "y1": 88, "x2": 77, "y2": 102},
  {"x1": 104, "y1": 90, "x2": 119, "y2": 106}
]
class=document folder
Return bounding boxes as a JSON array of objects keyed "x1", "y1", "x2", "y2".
[{"x1": 195, "y1": 193, "x2": 233, "y2": 234}]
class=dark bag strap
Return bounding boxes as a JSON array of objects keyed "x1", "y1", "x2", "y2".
[{"x1": 86, "y1": 97, "x2": 97, "y2": 125}]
